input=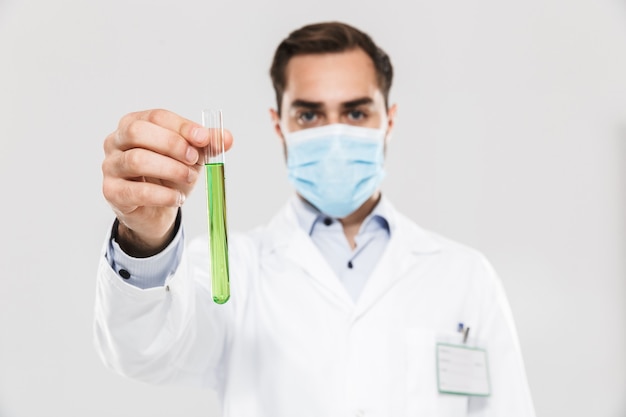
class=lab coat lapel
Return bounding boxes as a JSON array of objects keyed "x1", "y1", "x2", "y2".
[
  {"x1": 353, "y1": 209, "x2": 442, "y2": 318},
  {"x1": 261, "y1": 202, "x2": 355, "y2": 310}
]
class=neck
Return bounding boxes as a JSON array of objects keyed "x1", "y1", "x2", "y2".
[{"x1": 339, "y1": 191, "x2": 381, "y2": 249}]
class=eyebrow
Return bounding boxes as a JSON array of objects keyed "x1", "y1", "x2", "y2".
[
  {"x1": 290, "y1": 97, "x2": 374, "y2": 110},
  {"x1": 290, "y1": 100, "x2": 323, "y2": 110},
  {"x1": 341, "y1": 97, "x2": 374, "y2": 108}
]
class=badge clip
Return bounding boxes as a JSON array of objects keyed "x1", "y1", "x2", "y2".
[{"x1": 457, "y1": 322, "x2": 470, "y2": 344}]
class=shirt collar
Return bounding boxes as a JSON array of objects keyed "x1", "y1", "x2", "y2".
[{"x1": 289, "y1": 194, "x2": 393, "y2": 237}]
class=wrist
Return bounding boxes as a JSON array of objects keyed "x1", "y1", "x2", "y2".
[{"x1": 113, "y1": 210, "x2": 181, "y2": 257}]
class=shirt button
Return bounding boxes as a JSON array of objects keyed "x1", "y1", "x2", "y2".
[
  {"x1": 323, "y1": 217, "x2": 333, "y2": 226},
  {"x1": 119, "y1": 269, "x2": 131, "y2": 279}
]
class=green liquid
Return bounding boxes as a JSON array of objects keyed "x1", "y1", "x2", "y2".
[{"x1": 205, "y1": 163, "x2": 230, "y2": 304}]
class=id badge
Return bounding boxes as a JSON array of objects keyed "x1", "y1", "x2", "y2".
[{"x1": 436, "y1": 343, "x2": 491, "y2": 397}]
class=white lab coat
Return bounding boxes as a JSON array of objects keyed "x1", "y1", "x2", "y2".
[{"x1": 94, "y1": 199, "x2": 535, "y2": 417}]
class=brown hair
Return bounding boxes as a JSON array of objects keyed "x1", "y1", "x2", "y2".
[{"x1": 270, "y1": 21, "x2": 393, "y2": 115}]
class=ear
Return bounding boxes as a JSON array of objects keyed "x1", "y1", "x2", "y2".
[
  {"x1": 385, "y1": 104, "x2": 398, "y2": 142},
  {"x1": 269, "y1": 108, "x2": 285, "y2": 143}
]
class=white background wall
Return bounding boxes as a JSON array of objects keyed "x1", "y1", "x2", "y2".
[{"x1": 1, "y1": 0, "x2": 625, "y2": 416}]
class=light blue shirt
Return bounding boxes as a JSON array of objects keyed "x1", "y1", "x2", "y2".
[
  {"x1": 290, "y1": 196, "x2": 391, "y2": 300},
  {"x1": 107, "y1": 196, "x2": 392, "y2": 301}
]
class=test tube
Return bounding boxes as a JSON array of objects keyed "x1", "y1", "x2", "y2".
[{"x1": 202, "y1": 109, "x2": 230, "y2": 304}]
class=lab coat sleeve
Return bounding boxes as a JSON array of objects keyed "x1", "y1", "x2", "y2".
[
  {"x1": 93, "y1": 226, "x2": 238, "y2": 390},
  {"x1": 469, "y1": 256, "x2": 536, "y2": 417}
]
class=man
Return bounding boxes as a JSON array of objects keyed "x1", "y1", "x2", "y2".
[{"x1": 96, "y1": 22, "x2": 535, "y2": 416}]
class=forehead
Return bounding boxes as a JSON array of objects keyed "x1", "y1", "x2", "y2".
[{"x1": 283, "y1": 48, "x2": 381, "y2": 106}]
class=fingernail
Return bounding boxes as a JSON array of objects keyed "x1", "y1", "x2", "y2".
[
  {"x1": 192, "y1": 127, "x2": 208, "y2": 144},
  {"x1": 185, "y1": 147, "x2": 198, "y2": 164},
  {"x1": 177, "y1": 192, "x2": 186, "y2": 207}
]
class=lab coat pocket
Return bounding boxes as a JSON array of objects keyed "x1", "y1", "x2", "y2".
[{"x1": 405, "y1": 328, "x2": 468, "y2": 417}]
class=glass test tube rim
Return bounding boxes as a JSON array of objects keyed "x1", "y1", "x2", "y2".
[{"x1": 202, "y1": 109, "x2": 225, "y2": 165}]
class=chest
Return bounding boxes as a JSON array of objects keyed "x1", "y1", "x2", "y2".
[{"x1": 227, "y1": 251, "x2": 484, "y2": 416}]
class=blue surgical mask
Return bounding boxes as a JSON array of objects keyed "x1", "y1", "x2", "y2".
[{"x1": 284, "y1": 123, "x2": 386, "y2": 218}]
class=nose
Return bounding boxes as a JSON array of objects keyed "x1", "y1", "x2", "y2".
[{"x1": 325, "y1": 111, "x2": 341, "y2": 125}]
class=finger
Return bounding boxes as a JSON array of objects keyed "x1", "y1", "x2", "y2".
[
  {"x1": 135, "y1": 109, "x2": 208, "y2": 146},
  {"x1": 196, "y1": 128, "x2": 233, "y2": 157},
  {"x1": 178, "y1": 122, "x2": 233, "y2": 154},
  {"x1": 223, "y1": 129, "x2": 234, "y2": 152},
  {"x1": 152, "y1": 177, "x2": 196, "y2": 198},
  {"x1": 117, "y1": 119, "x2": 201, "y2": 165},
  {"x1": 115, "y1": 109, "x2": 234, "y2": 154},
  {"x1": 106, "y1": 148, "x2": 200, "y2": 186},
  {"x1": 135, "y1": 109, "x2": 235, "y2": 150},
  {"x1": 200, "y1": 128, "x2": 236, "y2": 163},
  {"x1": 103, "y1": 178, "x2": 186, "y2": 213},
  {"x1": 120, "y1": 109, "x2": 197, "y2": 133}
]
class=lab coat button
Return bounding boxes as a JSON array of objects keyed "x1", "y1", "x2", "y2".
[
  {"x1": 354, "y1": 409, "x2": 365, "y2": 417},
  {"x1": 119, "y1": 269, "x2": 131, "y2": 279}
]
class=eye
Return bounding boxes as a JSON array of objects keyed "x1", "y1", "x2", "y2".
[
  {"x1": 297, "y1": 111, "x2": 318, "y2": 124},
  {"x1": 346, "y1": 109, "x2": 367, "y2": 121}
]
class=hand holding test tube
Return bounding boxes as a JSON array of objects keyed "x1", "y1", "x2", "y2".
[{"x1": 202, "y1": 109, "x2": 230, "y2": 304}]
